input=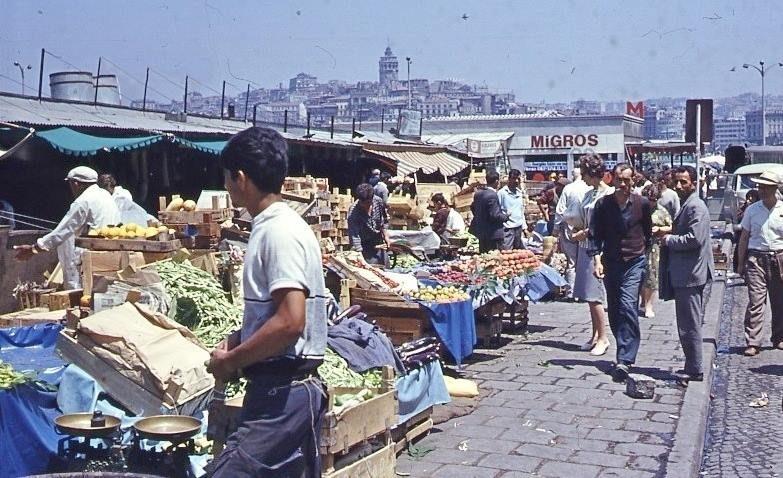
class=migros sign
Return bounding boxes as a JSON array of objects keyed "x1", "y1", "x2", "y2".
[{"x1": 530, "y1": 134, "x2": 599, "y2": 148}]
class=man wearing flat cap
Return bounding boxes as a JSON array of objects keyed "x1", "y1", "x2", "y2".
[
  {"x1": 735, "y1": 170, "x2": 783, "y2": 356},
  {"x1": 16, "y1": 166, "x2": 120, "y2": 288}
]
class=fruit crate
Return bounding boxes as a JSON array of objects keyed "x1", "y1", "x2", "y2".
[
  {"x1": 349, "y1": 288, "x2": 431, "y2": 346},
  {"x1": 157, "y1": 195, "x2": 232, "y2": 224}
]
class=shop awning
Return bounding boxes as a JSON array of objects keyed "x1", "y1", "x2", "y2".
[
  {"x1": 362, "y1": 144, "x2": 469, "y2": 177},
  {"x1": 174, "y1": 137, "x2": 228, "y2": 155},
  {"x1": 35, "y1": 127, "x2": 163, "y2": 156}
]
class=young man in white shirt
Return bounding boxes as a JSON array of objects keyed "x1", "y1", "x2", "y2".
[
  {"x1": 16, "y1": 166, "x2": 120, "y2": 288},
  {"x1": 735, "y1": 170, "x2": 783, "y2": 356},
  {"x1": 207, "y1": 127, "x2": 328, "y2": 477},
  {"x1": 497, "y1": 168, "x2": 527, "y2": 250}
]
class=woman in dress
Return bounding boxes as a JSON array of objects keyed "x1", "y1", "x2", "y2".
[
  {"x1": 639, "y1": 183, "x2": 672, "y2": 318},
  {"x1": 570, "y1": 154, "x2": 613, "y2": 356}
]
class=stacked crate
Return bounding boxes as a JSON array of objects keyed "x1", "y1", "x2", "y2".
[
  {"x1": 330, "y1": 188, "x2": 353, "y2": 250},
  {"x1": 158, "y1": 195, "x2": 231, "y2": 250}
]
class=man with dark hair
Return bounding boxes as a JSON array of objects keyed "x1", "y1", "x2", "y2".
[
  {"x1": 207, "y1": 127, "x2": 328, "y2": 477},
  {"x1": 498, "y1": 169, "x2": 527, "y2": 250},
  {"x1": 374, "y1": 171, "x2": 391, "y2": 205},
  {"x1": 470, "y1": 170, "x2": 509, "y2": 253},
  {"x1": 348, "y1": 182, "x2": 390, "y2": 264},
  {"x1": 657, "y1": 169, "x2": 681, "y2": 218},
  {"x1": 589, "y1": 163, "x2": 653, "y2": 383},
  {"x1": 658, "y1": 165, "x2": 713, "y2": 385}
]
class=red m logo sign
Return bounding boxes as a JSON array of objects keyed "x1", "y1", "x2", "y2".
[{"x1": 626, "y1": 101, "x2": 644, "y2": 118}]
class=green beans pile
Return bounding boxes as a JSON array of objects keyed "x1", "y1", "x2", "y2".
[
  {"x1": 318, "y1": 348, "x2": 383, "y2": 389},
  {"x1": 155, "y1": 260, "x2": 242, "y2": 349},
  {"x1": 0, "y1": 360, "x2": 32, "y2": 390}
]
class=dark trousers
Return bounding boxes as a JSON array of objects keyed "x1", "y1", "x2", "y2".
[
  {"x1": 502, "y1": 227, "x2": 525, "y2": 250},
  {"x1": 674, "y1": 284, "x2": 706, "y2": 375},
  {"x1": 209, "y1": 376, "x2": 327, "y2": 478},
  {"x1": 603, "y1": 255, "x2": 646, "y2": 365},
  {"x1": 478, "y1": 237, "x2": 503, "y2": 254}
]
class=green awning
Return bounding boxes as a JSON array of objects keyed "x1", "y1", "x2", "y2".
[
  {"x1": 36, "y1": 127, "x2": 163, "y2": 157},
  {"x1": 174, "y1": 137, "x2": 227, "y2": 155}
]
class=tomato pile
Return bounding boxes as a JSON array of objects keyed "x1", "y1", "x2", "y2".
[
  {"x1": 432, "y1": 270, "x2": 470, "y2": 285},
  {"x1": 458, "y1": 249, "x2": 541, "y2": 279}
]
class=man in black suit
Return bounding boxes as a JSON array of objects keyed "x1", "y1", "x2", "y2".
[{"x1": 469, "y1": 171, "x2": 509, "y2": 253}]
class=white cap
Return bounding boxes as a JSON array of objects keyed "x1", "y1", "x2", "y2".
[{"x1": 64, "y1": 166, "x2": 98, "y2": 183}]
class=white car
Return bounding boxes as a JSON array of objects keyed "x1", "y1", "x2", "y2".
[{"x1": 722, "y1": 163, "x2": 783, "y2": 224}]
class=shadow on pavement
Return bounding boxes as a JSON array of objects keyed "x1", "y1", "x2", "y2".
[
  {"x1": 749, "y1": 364, "x2": 783, "y2": 376},
  {"x1": 523, "y1": 339, "x2": 583, "y2": 352},
  {"x1": 547, "y1": 358, "x2": 680, "y2": 381}
]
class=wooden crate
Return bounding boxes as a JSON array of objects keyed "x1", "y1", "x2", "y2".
[
  {"x1": 324, "y1": 442, "x2": 396, "y2": 478},
  {"x1": 476, "y1": 315, "x2": 503, "y2": 346},
  {"x1": 75, "y1": 237, "x2": 182, "y2": 253},
  {"x1": 42, "y1": 289, "x2": 83, "y2": 311},
  {"x1": 158, "y1": 195, "x2": 232, "y2": 224},
  {"x1": 392, "y1": 406, "x2": 434, "y2": 455},
  {"x1": 350, "y1": 288, "x2": 431, "y2": 346},
  {"x1": 15, "y1": 288, "x2": 56, "y2": 310},
  {"x1": 55, "y1": 330, "x2": 212, "y2": 415},
  {"x1": 0, "y1": 307, "x2": 64, "y2": 328}
]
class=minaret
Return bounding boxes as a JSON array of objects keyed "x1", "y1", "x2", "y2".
[{"x1": 379, "y1": 46, "x2": 399, "y2": 89}]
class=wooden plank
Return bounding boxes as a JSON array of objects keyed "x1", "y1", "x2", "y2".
[
  {"x1": 0, "y1": 307, "x2": 64, "y2": 328},
  {"x1": 324, "y1": 443, "x2": 396, "y2": 478},
  {"x1": 158, "y1": 208, "x2": 232, "y2": 224},
  {"x1": 55, "y1": 331, "x2": 211, "y2": 415},
  {"x1": 394, "y1": 418, "x2": 433, "y2": 455},
  {"x1": 75, "y1": 237, "x2": 182, "y2": 253}
]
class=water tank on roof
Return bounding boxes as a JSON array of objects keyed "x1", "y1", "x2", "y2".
[
  {"x1": 49, "y1": 71, "x2": 94, "y2": 102},
  {"x1": 94, "y1": 74, "x2": 121, "y2": 105}
]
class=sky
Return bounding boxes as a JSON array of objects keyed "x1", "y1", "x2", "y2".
[{"x1": 2, "y1": 0, "x2": 783, "y2": 104}]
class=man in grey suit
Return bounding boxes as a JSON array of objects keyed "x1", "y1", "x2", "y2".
[{"x1": 658, "y1": 165, "x2": 714, "y2": 386}]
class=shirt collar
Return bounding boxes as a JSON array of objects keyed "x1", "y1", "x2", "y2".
[{"x1": 252, "y1": 201, "x2": 287, "y2": 227}]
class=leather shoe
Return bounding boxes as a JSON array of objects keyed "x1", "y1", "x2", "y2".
[
  {"x1": 744, "y1": 346, "x2": 760, "y2": 357},
  {"x1": 612, "y1": 364, "x2": 629, "y2": 383},
  {"x1": 677, "y1": 373, "x2": 703, "y2": 387}
]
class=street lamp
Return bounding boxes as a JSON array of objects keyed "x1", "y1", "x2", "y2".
[
  {"x1": 737, "y1": 61, "x2": 783, "y2": 146},
  {"x1": 12, "y1": 61, "x2": 32, "y2": 96},
  {"x1": 405, "y1": 57, "x2": 412, "y2": 109}
]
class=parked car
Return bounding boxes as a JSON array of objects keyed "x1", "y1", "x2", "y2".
[{"x1": 721, "y1": 163, "x2": 783, "y2": 225}]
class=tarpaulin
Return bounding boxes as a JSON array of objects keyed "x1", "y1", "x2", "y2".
[
  {"x1": 174, "y1": 137, "x2": 227, "y2": 155},
  {"x1": 36, "y1": 126, "x2": 163, "y2": 156},
  {"x1": 417, "y1": 296, "x2": 476, "y2": 365},
  {"x1": 0, "y1": 323, "x2": 66, "y2": 478},
  {"x1": 396, "y1": 360, "x2": 451, "y2": 424}
]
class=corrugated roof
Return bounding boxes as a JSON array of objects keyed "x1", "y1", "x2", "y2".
[
  {"x1": 0, "y1": 94, "x2": 251, "y2": 134},
  {"x1": 362, "y1": 144, "x2": 468, "y2": 177},
  {"x1": 423, "y1": 131, "x2": 515, "y2": 146}
]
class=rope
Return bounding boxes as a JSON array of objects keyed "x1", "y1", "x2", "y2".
[
  {"x1": 0, "y1": 211, "x2": 51, "y2": 230},
  {"x1": 1, "y1": 210, "x2": 59, "y2": 225}
]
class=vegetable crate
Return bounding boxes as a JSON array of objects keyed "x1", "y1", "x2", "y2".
[
  {"x1": 349, "y1": 288, "x2": 431, "y2": 346},
  {"x1": 392, "y1": 406, "x2": 434, "y2": 455},
  {"x1": 75, "y1": 237, "x2": 182, "y2": 253},
  {"x1": 323, "y1": 442, "x2": 396, "y2": 478},
  {"x1": 321, "y1": 366, "x2": 397, "y2": 475},
  {"x1": 157, "y1": 195, "x2": 232, "y2": 224}
]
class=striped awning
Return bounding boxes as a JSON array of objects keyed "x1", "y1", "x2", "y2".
[{"x1": 362, "y1": 145, "x2": 469, "y2": 177}]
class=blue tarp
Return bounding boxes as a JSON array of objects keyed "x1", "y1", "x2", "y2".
[
  {"x1": 396, "y1": 360, "x2": 451, "y2": 424},
  {"x1": 174, "y1": 137, "x2": 227, "y2": 155},
  {"x1": 418, "y1": 297, "x2": 476, "y2": 365},
  {"x1": 36, "y1": 127, "x2": 163, "y2": 157},
  {"x1": 0, "y1": 323, "x2": 67, "y2": 478}
]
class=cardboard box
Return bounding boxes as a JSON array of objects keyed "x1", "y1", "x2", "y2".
[{"x1": 80, "y1": 250, "x2": 146, "y2": 296}]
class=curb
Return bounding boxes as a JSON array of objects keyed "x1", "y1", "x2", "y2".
[{"x1": 664, "y1": 277, "x2": 726, "y2": 477}]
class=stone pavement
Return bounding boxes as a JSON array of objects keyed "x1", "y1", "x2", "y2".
[
  {"x1": 700, "y1": 280, "x2": 783, "y2": 477},
  {"x1": 396, "y1": 288, "x2": 722, "y2": 478}
]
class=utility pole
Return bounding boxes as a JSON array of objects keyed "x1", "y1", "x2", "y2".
[
  {"x1": 38, "y1": 48, "x2": 45, "y2": 101},
  {"x1": 406, "y1": 57, "x2": 412, "y2": 109},
  {"x1": 142, "y1": 67, "x2": 149, "y2": 112},
  {"x1": 94, "y1": 57, "x2": 102, "y2": 105}
]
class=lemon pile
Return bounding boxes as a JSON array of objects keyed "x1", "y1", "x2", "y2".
[
  {"x1": 87, "y1": 223, "x2": 173, "y2": 240},
  {"x1": 412, "y1": 285, "x2": 470, "y2": 303}
]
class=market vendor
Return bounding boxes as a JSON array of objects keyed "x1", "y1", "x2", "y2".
[
  {"x1": 98, "y1": 172, "x2": 156, "y2": 224},
  {"x1": 429, "y1": 193, "x2": 465, "y2": 244},
  {"x1": 206, "y1": 126, "x2": 328, "y2": 477},
  {"x1": 348, "y1": 183, "x2": 391, "y2": 265},
  {"x1": 15, "y1": 166, "x2": 120, "y2": 289}
]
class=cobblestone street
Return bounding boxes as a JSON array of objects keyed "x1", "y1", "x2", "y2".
[
  {"x1": 396, "y1": 283, "x2": 723, "y2": 478},
  {"x1": 700, "y1": 280, "x2": 783, "y2": 477}
]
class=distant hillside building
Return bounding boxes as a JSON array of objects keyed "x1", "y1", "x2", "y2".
[
  {"x1": 289, "y1": 73, "x2": 318, "y2": 93},
  {"x1": 379, "y1": 47, "x2": 399, "y2": 89},
  {"x1": 745, "y1": 110, "x2": 783, "y2": 145}
]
